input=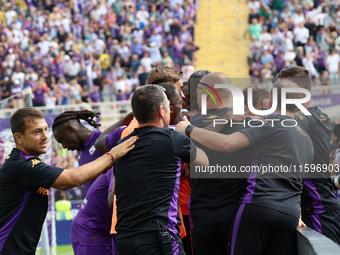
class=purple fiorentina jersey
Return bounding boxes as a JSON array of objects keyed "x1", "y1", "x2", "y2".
[
  {"x1": 70, "y1": 169, "x2": 114, "y2": 245},
  {"x1": 33, "y1": 88, "x2": 45, "y2": 103},
  {"x1": 90, "y1": 92, "x2": 100, "y2": 103},
  {"x1": 104, "y1": 126, "x2": 127, "y2": 150},
  {"x1": 78, "y1": 130, "x2": 104, "y2": 196}
]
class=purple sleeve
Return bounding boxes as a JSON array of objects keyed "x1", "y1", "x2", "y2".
[
  {"x1": 107, "y1": 168, "x2": 114, "y2": 193},
  {"x1": 104, "y1": 126, "x2": 127, "y2": 150}
]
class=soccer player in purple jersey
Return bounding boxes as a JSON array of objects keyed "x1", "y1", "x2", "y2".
[{"x1": 52, "y1": 110, "x2": 133, "y2": 255}]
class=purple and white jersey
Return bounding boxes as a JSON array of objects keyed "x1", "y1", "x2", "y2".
[
  {"x1": 70, "y1": 169, "x2": 114, "y2": 245},
  {"x1": 78, "y1": 130, "x2": 104, "y2": 196},
  {"x1": 104, "y1": 126, "x2": 127, "y2": 150}
]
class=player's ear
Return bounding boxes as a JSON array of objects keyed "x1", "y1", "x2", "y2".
[
  {"x1": 159, "y1": 105, "x2": 165, "y2": 119},
  {"x1": 65, "y1": 124, "x2": 75, "y2": 132},
  {"x1": 14, "y1": 133, "x2": 23, "y2": 144},
  {"x1": 244, "y1": 105, "x2": 249, "y2": 115}
]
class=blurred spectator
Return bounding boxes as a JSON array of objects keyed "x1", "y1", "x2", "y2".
[
  {"x1": 76, "y1": 65, "x2": 88, "y2": 88},
  {"x1": 88, "y1": 85, "x2": 101, "y2": 111},
  {"x1": 274, "y1": 51, "x2": 285, "y2": 76},
  {"x1": 26, "y1": 67, "x2": 39, "y2": 82},
  {"x1": 55, "y1": 191, "x2": 72, "y2": 221},
  {"x1": 249, "y1": 18, "x2": 262, "y2": 40},
  {"x1": 181, "y1": 59, "x2": 195, "y2": 82},
  {"x1": 303, "y1": 53, "x2": 319, "y2": 78},
  {"x1": 81, "y1": 84, "x2": 91, "y2": 103},
  {"x1": 11, "y1": 67, "x2": 25, "y2": 87},
  {"x1": 294, "y1": 22, "x2": 310, "y2": 48},
  {"x1": 319, "y1": 70, "x2": 332, "y2": 94},
  {"x1": 249, "y1": 0, "x2": 260, "y2": 12},
  {"x1": 161, "y1": 51, "x2": 175, "y2": 68},
  {"x1": 58, "y1": 76, "x2": 69, "y2": 105},
  {"x1": 93, "y1": 69, "x2": 104, "y2": 102},
  {"x1": 11, "y1": 79, "x2": 24, "y2": 109},
  {"x1": 260, "y1": 48, "x2": 274, "y2": 65},
  {"x1": 138, "y1": 65, "x2": 149, "y2": 86},
  {"x1": 64, "y1": 57, "x2": 81, "y2": 80},
  {"x1": 295, "y1": 46, "x2": 305, "y2": 67},
  {"x1": 261, "y1": 63, "x2": 274, "y2": 90},
  {"x1": 106, "y1": 66, "x2": 117, "y2": 101},
  {"x1": 115, "y1": 75, "x2": 128, "y2": 100},
  {"x1": 326, "y1": 48, "x2": 340, "y2": 81},
  {"x1": 141, "y1": 51, "x2": 153, "y2": 72},
  {"x1": 250, "y1": 55, "x2": 262, "y2": 85},
  {"x1": 149, "y1": 42, "x2": 162, "y2": 65},
  {"x1": 69, "y1": 79, "x2": 83, "y2": 105},
  {"x1": 316, "y1": 46, "x2": 326, "y2": 72},
  {"x1": 249, "y1": 8, "x2": 260, "y2": 24},
  {"x1": 45, "y1": 90, "x2": 57, "y2": 113},
  {"x1": 182, "y1": 40, "x2": 199, "y2": 63},
  {"x1": 130, "y1": 53, "x2": 141, "y2": 74},
  {"x1": 32, "y1": 81, "x2": 47, "y2": 107}
]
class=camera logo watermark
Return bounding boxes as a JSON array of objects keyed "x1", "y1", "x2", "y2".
[{"x1": 200, "y1": 85, "x2": 312, "y2": 116}]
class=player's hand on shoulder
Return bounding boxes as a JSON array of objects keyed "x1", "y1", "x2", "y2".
[{"x1": 110, "y1": 136, "x2": 137, "y2": 160}]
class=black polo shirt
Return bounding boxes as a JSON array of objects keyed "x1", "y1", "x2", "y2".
[
  {"x1": 0, "y1": 148, "x2": 63, "y2": 255},
  {"x1": 295, "y1": 107, "x2": 340, "y2": 215},
  {"x1": 114, "y1": 126, "x2": 196, "y2": 241},
  {"x1": 190, "y1": 108, "x2": 251, "y2": 227},
  {"x1": 240, "y1": 113, "x2": 314, "y2": 219}
]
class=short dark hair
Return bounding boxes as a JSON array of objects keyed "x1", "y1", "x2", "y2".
[
  {"x1": 277, "y1": 66, "x2": 312, "y2": 92},
  {"x1": 10, "y1": 108, "x2": 45, "y2": 135},
  {"x1": 272, "y1": 80, "x2": 301, "y2": 112},
  {"x1": 243, "y1": 86, "x2": 270, "y2": 106},
  {"x1": 187, "y1": 70, "x2": 211, "y2": 111},
  {"x1": 157, "y1": 83, "x2": 178, "y2": 103},
  {"x1": 131, "y1": 85, "x2": 166, "y2": 124}
]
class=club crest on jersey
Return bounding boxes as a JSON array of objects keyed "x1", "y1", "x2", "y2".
[
  {"x1": 320, "y1": 115, "x2": 327, "y2": 122},
  {"x1": 89, "y1": 145, "x2": 96, "y2": 155},
  {"x1": 207, "y1": 115, "x2": 219, "y2": 120},
  {"x1": 32, "y1": 159, "x2": 41, "y2": 168}
]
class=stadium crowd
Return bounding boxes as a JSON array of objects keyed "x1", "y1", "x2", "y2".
[
  {"x1": 0, "y1": 0, "x2": 198, "y2": 109},
  {"x1": 248, "y1": 0, "x2": 340, "y2": 93}
]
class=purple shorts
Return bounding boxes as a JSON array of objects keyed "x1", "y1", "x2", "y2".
[{"x1": 72, "y1": 242, "x2": 115, "y2": 255}]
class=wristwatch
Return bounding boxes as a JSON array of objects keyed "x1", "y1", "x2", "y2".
[{"x1": 185, "y1": 125, "x2": 194, "y2": 137}]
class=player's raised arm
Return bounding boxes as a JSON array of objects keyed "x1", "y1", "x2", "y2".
[
  {"x1": 52, "y1": 136, "x2": 136, "y2": 190},
  {"x1": 95, "y1": 112, "x2": 135, "y2": 152}
]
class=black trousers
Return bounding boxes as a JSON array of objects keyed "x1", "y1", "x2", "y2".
[
  {"x1": 182, "y1": 215, "x2": 193, "y2": 255},
  {"x1": 302, "y1": 208, "x2": 340, "y2": 245},
  {"x1": 116, "y1": 234, "x2": 185, "y2": 255},
  {"x1": 229, "y1": 204, "x2": 298, "y2": 255},
  {"x1": 192, "y1": 221, "x2": 230, "y2": 255}
]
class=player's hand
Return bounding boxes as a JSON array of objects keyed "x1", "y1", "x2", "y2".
[
  {"x1": 297, "y1": 218, "x2": 306, "y2": 228},
  {"x1": 176, "y1": 116, "x2": 190, "y2": 134},
  {"x1": 110, "y1": 136, "x2": 137, "y2": 160}
]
